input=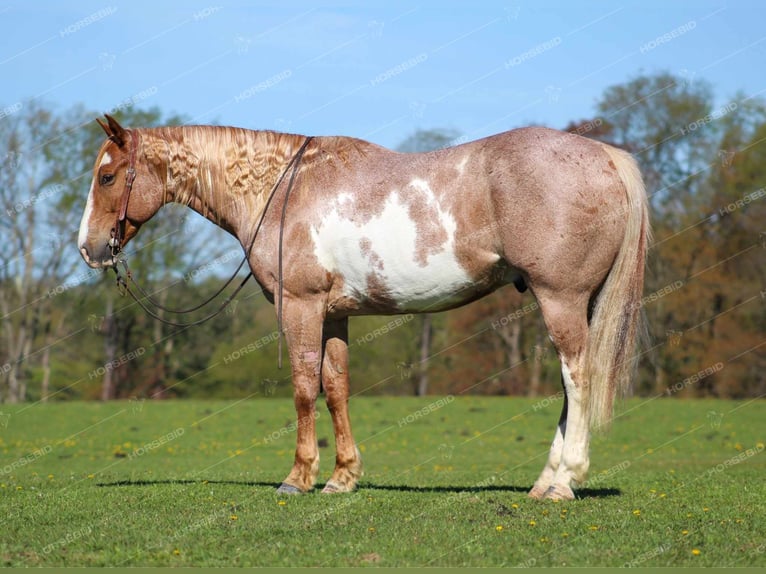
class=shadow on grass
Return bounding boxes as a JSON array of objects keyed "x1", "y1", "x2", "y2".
[
  {"x1": 362, "y1": 483, "x2": 621, "y2": 498},
  {"x1": 97, "y1": 479, "x2": 280, "y2": 488},
  {"x1": 97, "y1": 479, "x2": 621, "y2": 498}
]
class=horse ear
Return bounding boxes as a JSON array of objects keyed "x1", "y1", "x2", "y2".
[
  {"x1": 96, "y1": 117, "x2": 111, "y2": 137},
  {"x1": 97, "y1": 113, "x2": 127, "y2": 148}
]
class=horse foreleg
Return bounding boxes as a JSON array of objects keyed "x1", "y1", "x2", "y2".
[
  {"x1": 276, "y1": 300, "x2": 324, "y2": 494},
  {"x1": 320, "y1": 318, "x2": 363, "y2": 493}
]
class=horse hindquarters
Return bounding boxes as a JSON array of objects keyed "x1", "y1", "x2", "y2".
[{"x1": 528, "y1": 144, "x2": 649, "y2": 500}]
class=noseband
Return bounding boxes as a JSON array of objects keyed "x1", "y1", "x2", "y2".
[{"x1": 109, "y1": 129, "x2": 138, "y2": 258}]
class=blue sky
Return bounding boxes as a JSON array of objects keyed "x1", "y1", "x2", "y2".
[{"x1": 2, "y1": 0, "x2": 765, "y2": 149}]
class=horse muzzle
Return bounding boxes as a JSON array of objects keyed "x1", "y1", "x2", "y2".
[{"x1": 79, "y1": 244, "x2": 116, "y2": 269}]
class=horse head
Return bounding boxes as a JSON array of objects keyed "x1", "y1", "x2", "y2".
[{"x1": 78, "y1": 114, "x2": 164, "y2": 268}]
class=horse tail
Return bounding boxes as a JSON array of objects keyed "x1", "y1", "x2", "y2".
[{"x1": 585, "y1": 144, "x2": 651, "y2": 431}]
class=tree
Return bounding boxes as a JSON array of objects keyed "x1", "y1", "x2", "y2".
[
  {"x1": 591, "y1": 71, "x2": 766, "y2": 397},
  {"x1": 0, "y1": 101, "x2": 84, "y2": 402},
  {"x1": 0, "y1": 102, "x2": 228, "y2": 402}
]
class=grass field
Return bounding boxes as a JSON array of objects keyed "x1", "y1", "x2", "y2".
[{"x1": 0, "y1": 395, "x2": 764, "y2": 567}]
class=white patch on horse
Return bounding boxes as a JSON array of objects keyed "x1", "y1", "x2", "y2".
[
  {"x1": 78, "y1": 152, "x2": 112, "y2": 250},
  {"x1": 311, "y1": 184, "x2": 471, "y2": 311},
  {"x1": 77, "y1": 181, "x2": 95, "y2": 249},
  {"x1": 455, "y1": 155, "x2": 469, "y2": 175}
]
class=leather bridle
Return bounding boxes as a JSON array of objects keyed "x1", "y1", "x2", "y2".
[{"x1": 109, "y1": 129, "x2": 138, "y2": 258}]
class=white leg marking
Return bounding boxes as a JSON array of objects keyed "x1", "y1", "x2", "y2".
[{"x1": 546, "y1": 359, "x2": 589, "y2": 497}]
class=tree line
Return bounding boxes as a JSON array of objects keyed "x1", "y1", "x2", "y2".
[{"x1": 0, "y1": 71, "x2": 764, "y2": 403}]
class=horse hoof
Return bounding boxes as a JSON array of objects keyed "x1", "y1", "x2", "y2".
[
  {"x1": 527, "y1": 484, "x2": 549, "y2": 500},
  {"x1": 543, "y1": 484, "x2": 575, "y2": 501},
  {"x1": 276, "y1": 482, "x2": 304, "y2": 495},
  {"x1": 321, "y1": 482, "x2": 341, "y2": 494},
  {"x1": 321, "y1": 481, "x2": 356, "y2": 494}
]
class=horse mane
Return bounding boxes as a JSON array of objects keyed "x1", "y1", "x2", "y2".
[{"x1": 138, "y1": 125, "x2": 320, "y2": 224}]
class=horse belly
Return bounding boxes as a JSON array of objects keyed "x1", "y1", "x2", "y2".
[{"x1": 310, "y1": 190, "x2": 480, "y2": 314}]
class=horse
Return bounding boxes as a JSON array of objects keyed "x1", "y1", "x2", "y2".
[{"x1": 78, "y1": 114, "x2": 649, "y2": 500}]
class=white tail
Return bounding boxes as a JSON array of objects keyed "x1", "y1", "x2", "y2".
[{"x1": 585, "y1": 144, "x2": 651, "y2": 430}]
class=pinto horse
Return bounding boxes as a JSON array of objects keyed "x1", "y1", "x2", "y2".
[{"x1": 78, "y1": 115, "x2": 649, "y2": 500}]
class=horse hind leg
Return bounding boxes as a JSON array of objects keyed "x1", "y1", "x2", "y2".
[
  {"x1": 528, "y1": 395, "x2": 567, "y2": 499},
  {"x1": 544, "y1": 355, "x2": 590, "y2": 500},
  {"x1": 529, "y1": 294, "x2": 591, "y2": 501}
]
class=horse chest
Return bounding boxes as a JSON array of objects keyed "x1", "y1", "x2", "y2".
[{"x1": 310, "y1": 186, "x2": 474, "y2": 313}]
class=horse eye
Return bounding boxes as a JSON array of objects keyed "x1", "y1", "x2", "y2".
[{"x1": 100, "y1": 173, "x2": 115, "y2": 186}]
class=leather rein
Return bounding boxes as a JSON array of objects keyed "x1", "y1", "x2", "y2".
[{"x1": 110, "y1": 130, "x2": 313, "y2": 366}]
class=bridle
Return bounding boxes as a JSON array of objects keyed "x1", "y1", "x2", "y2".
[
  {"x1": 109, "y1": 130, "x2": 313, "y2": 366},
  {"x1": 109, "y1": 129, "x2": 138, "y2": 258}
]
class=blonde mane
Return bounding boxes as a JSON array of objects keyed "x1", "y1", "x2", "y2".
[{"x1": 138, "y1": 125, "x2": 318, "y2": 225}]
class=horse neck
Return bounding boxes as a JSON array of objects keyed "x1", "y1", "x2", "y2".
[{"x1": 142, "y1": 126, "x2": 309, "y2": 237}]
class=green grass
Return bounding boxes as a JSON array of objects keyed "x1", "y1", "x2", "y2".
[{"x1": 0, "y1": 396, "x2": 764, "y2": 567}]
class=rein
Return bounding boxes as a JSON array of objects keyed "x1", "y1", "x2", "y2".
[{"x1": 111, "y1": 132, "x2": 314, "y2": 368}]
